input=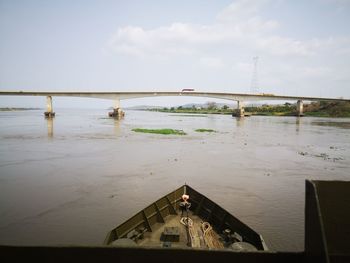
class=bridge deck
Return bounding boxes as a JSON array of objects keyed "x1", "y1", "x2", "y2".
[{"x1": 0, "y1": 91, "x2": 348, "y2": 102}]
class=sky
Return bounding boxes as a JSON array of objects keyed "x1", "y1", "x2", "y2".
[{"x1": 0, "y1": 0, "x2": 350, "y2": 108}]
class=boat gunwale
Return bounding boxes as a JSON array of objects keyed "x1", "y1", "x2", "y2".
[
  {"x1": 185, "y1": 185, "x2": 266, "y2": 250},
  {"x1": 104, "y1": 185, "x2": 184, "y2": 244}
]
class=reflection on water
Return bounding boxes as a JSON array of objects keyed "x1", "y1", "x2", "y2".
[
  {"x1": 113, "y1": 118, "x2": 121, "y2": 136},
  {"x1": 296, "y1": 117, "x2": 302, "y2": 133},
  {"x1": 46, "y1": 118, "x2": 54, "y2": 138},
  {"x1": 235, "y1": 117, "x2": 245, "y2": 127},
  {"x1": 0, "y1": 109, "x2": 349, "y2": 251}
]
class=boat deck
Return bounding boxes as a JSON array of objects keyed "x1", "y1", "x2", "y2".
[
  {"x1": 137, "y1": 211, "x2": 222, "y2": 249},
  {"x1": 105, "y1": 185, "x2": 266, "y2": 251}
]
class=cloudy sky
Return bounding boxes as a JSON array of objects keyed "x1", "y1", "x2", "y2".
[{"x1": 0, "y1": 0, "x2": 349, "y2": 108}]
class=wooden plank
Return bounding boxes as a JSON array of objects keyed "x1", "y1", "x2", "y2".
[
  {"x1": 195, "y1": 196, "x2": 205, "y2": 215},
  {"x1": 166, "y1": 196, "x2": 177, "y2": 215},
  {"x1": 219, "y1": 212, "x2": 228, "y2": 230},
  {"x1": 154, "y1": 203, "x2": 165, "y2": 223},
  {"x1": 206, "y1": 203, "x2": 216, "y2": 222},
  {"x1": 142, "y1": 210, "x2": 152, "y2": 232}
]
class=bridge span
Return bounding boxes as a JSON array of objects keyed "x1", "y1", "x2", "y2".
[{"x1": 0, "y1": 91, "x2": 349, "y2": 117}]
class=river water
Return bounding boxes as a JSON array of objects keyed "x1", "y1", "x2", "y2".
[{"x1": 0, "y1": 109, "x2": 349, "y2": 251}]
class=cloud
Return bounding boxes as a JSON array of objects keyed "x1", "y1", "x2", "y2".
[
  {"x1": 322, "y1": 37, "x2": 350, "y2": 55},
  {"x1": 234, "y1": 62, "x2": 253, "y2": 73},
  {"x1": 322, "y1": 0, "x2": 350, "y2": 8},
  {"x1": 199, "y1": 57, "x2": 225, "y2": 69},
  {"x1": 104, "y1": 0, "x2": 350, "y2": 98},
  {"x1": 107, "y1": 0, "x2": 341, "y2": 60},
  {"x1": 107, "y1": 19, "x2": 289, "y2": 58},
  {"x1": 106, "y1": 0, "x2": 288, "y2": 58},
  {"x1": 255, "y1": 36, "x2": 317, "y2": 56},
  {"x1": 299, "y1": 66, "x2": 333, "y2": 77},
  {"x1": 216, "y1": 0, "x2": 269, "y2": 22}
]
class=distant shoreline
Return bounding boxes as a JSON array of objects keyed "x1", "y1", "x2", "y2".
[
  {"x1": 145, "y1": 101, "x2": 350, "y2": 118},
  {"x1": 0, "y1": 107, "x2": 41, "y2": 111}
]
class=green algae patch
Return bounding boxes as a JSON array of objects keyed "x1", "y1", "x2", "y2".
[
  {"x1": 132, "y1": 128, "x2": 187, "y2": 135},
  {"x1": 195, "y1": 129, "x2": 216, "y2": 133}
]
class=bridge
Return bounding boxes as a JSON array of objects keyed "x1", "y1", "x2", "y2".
[{"x1": 0, "y1": 90, "x2": 349, "y2": 117}]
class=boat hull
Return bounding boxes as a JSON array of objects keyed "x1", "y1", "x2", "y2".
[{"x1": 104, "y1": 185, "x2": 267, "y2": 251}]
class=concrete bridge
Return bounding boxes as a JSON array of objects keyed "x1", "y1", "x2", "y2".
[{"x1": 0, "y1": 90, "x2": 349, "y2": 117}]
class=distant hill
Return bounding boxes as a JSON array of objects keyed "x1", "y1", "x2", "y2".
[
  {"x1": 181, "y1": 103, "x2": 236, "y2": 109},
  {"x1": 0, "y1": 107, "x2": 41, "y2": 111},
  {"x1": 125, "y1": 103, "x2": 237, "y2": 110},
  {"x1": 123, "y1": 101, "x2": 278, "y2": 110},
  {"x1": 124, "y1": 105, "x2": 164, "y2": 110}
]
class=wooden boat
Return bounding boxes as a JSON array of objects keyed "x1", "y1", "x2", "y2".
[{"x1": 104, "y1": 185, "x2": 268, "y2": 251}]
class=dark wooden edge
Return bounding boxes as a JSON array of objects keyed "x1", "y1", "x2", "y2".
[
  {"x1": 305, "y1": 180, "x2": 329, "y2": 263},
  {"x1": 0, "y1": 245, "x2": 306, "y2": 263}
]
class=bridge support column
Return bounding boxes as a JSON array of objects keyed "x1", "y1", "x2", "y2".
[
  {"x1": 109, "y1": 98, "x2": 125, "y2": 118},
  {"x1": 297, "y1": 100, "x2": 304, "y2": 117},
  {"x1": 44, "y1": 96, "x2": 55, "y2": 118},
  {"x1": 233, "y1": 101, "x2": 245, "y2": 117}
]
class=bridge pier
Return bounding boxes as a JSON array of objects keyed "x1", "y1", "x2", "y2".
[
  {"x1": 44, "y1": 96, "x2": 55, "y2": 118},
  {"x1": 297, "y1": 100, "x2": 304, "y2": 117},
  {"x1": 109, "y1": 98, "x2": 125, "y2": 118},
  {"x1": 232, "y1": 101, "x2": 245, "y2": 117}
]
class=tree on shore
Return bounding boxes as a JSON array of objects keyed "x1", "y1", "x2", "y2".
[
  {"x1": 206, "y1": 101, "x2": 217, "y2": 110},
  {"x1": 222, "y1": 105, "x2": 229, "y2": 110}
]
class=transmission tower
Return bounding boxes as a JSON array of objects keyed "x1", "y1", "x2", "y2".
[{"x1": 250, "y1": 56, "x2": 259, "y2": 94}]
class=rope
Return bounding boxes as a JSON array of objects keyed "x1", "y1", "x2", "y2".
[
  {"x1": 201, "y1": 222, "x2": 224, "y2": 249},
  {"x1": 180, "y1": 217, "x2": 201, "y2": 248},
  {"x1": 180, "y1": 217, "x2": 193, "y2": 227}
]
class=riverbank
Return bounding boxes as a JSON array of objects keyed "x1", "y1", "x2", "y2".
[{"x1": 148, "y1": 101, "x2": 350, "y2": 117}]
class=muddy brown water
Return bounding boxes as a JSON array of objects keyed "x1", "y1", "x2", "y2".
[{"x1": 0, "y1": 109, "x2": 349, "y2": 251}]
